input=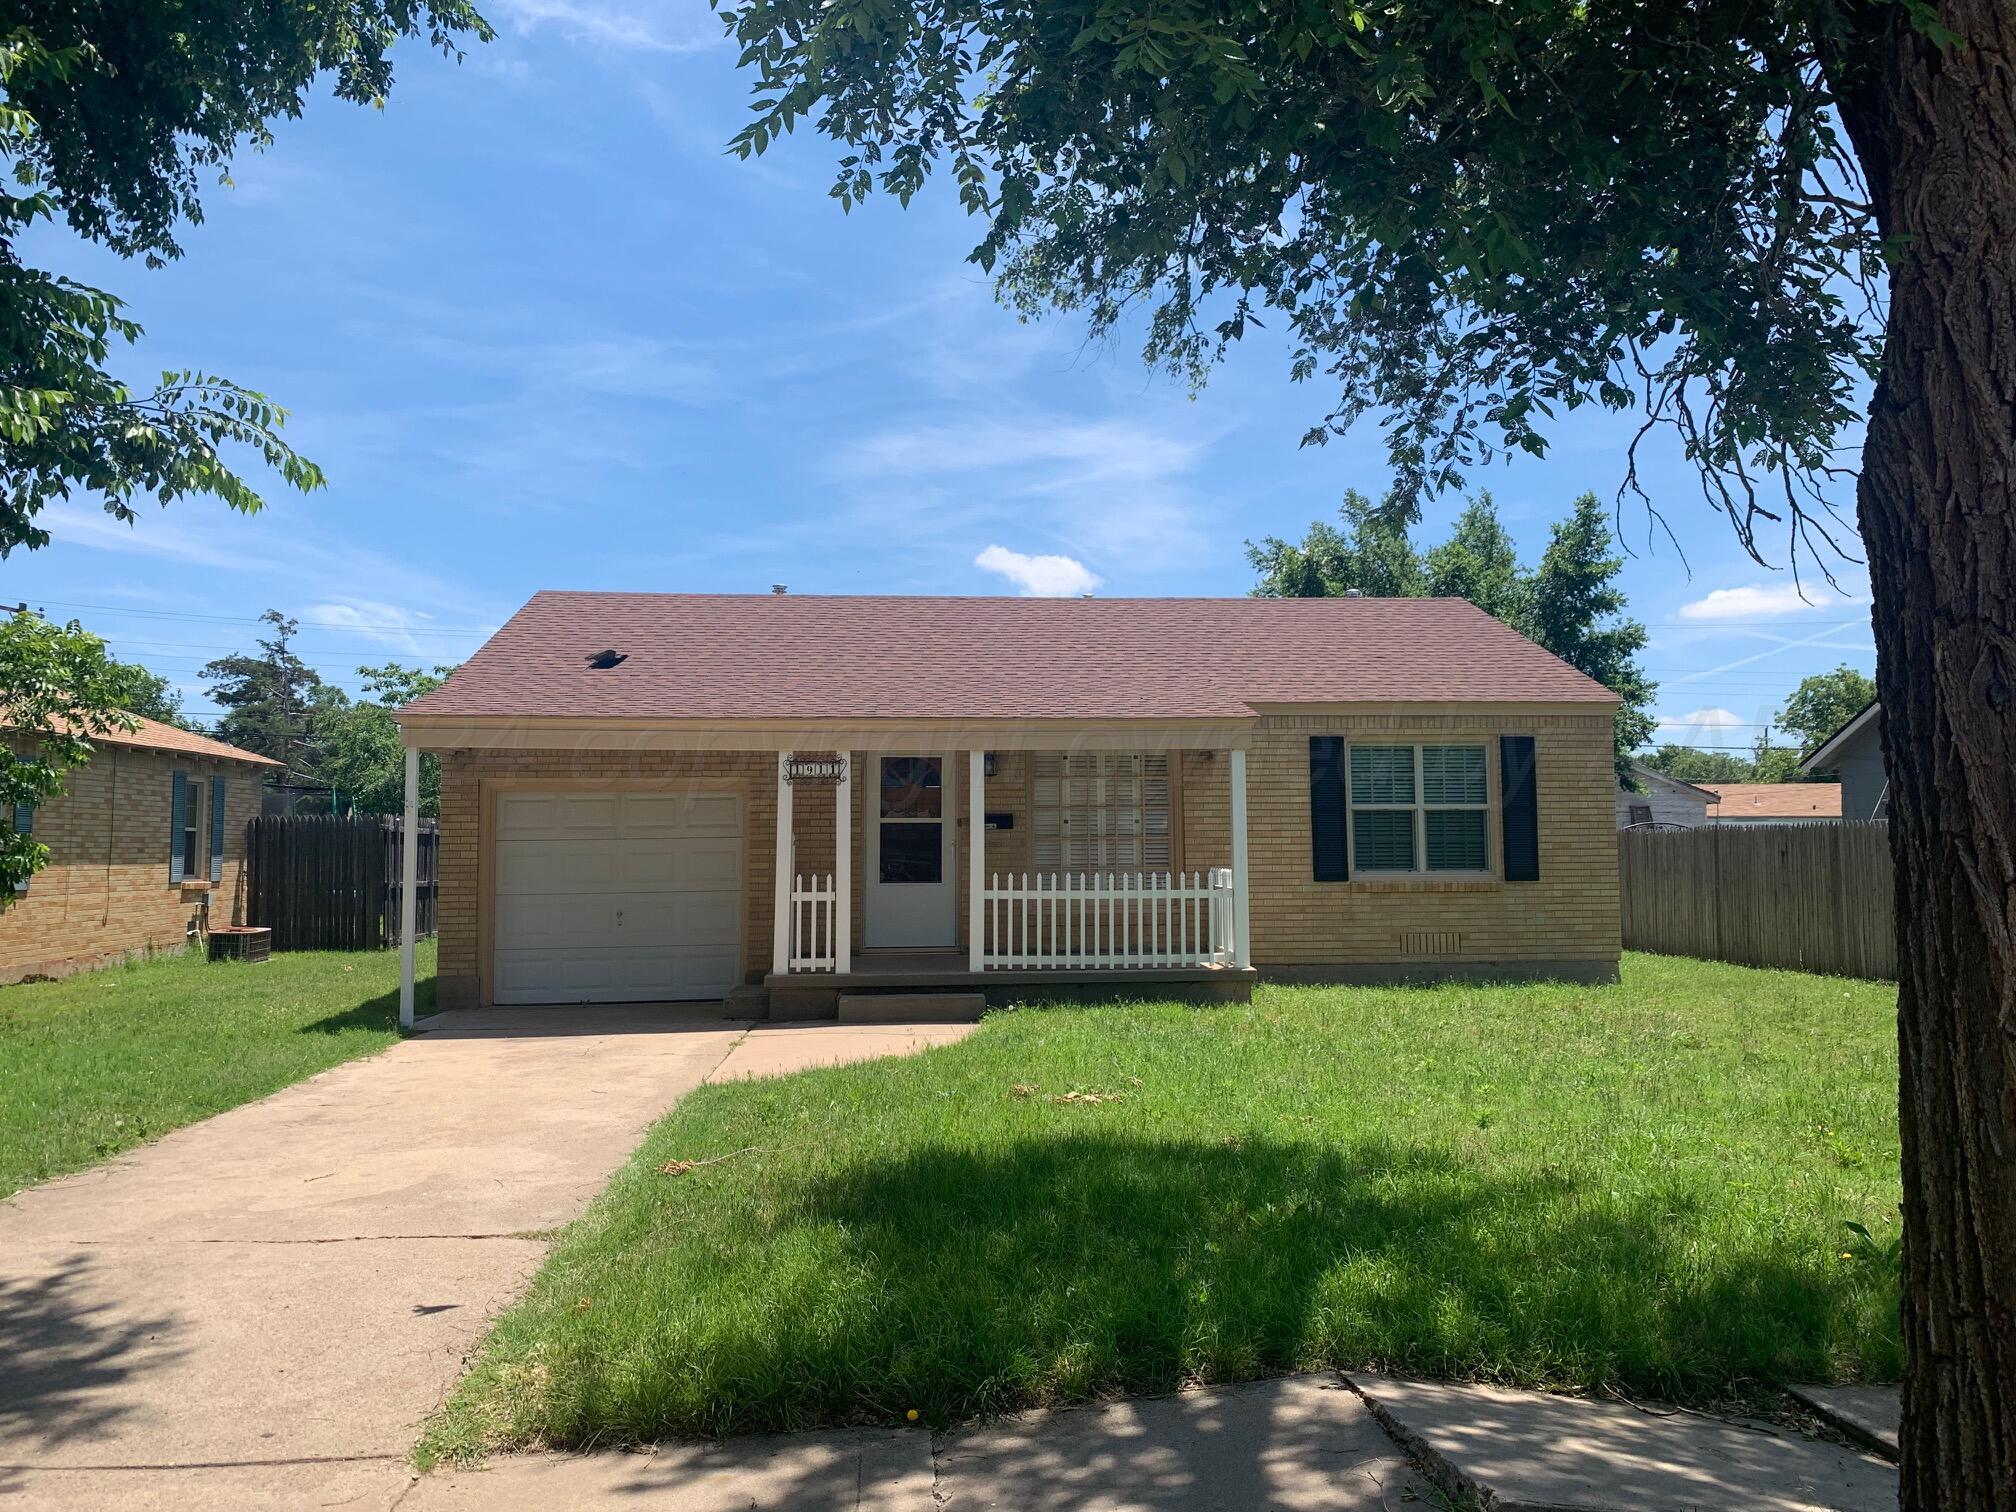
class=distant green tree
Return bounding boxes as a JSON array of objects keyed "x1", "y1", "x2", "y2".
[
  {"x1": 320, "y1": 664, "x2": 454, "y2": 818},
  {"x1": 1525, "y1": 495, "x2": 1656, "y2": 777},
  {"x1": 1424, "y1": 493, "x2": 1527, "y2": 627},
  {"x1": 1777, "y1": 665, "x2": 1879, "y2": 755},
  {"x1": 1248, "y1": 489, "x2": 1424, "y2": 598},
  {"x1": 1254, "y1": 490, "x2": 1653, "y2": 779},
  {"x1": 201, "y1": 612, "x2": 345, "y2": 785},
  {"x1": 0, "y1": 611, "x2": 137, "y2": 895},
  {"x1": 1640, "y1": 745, "x2": 1756, "y2": 787},
  {"x1": 110, "y1": 661, "x2": 185, "y2": 728}
]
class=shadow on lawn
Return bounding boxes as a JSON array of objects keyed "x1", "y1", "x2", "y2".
[
  {"x1": 296, "y1": 979, "x2": 431, "y2": 1037},
  {"x1": 613, "y1": 1132, "x2": 1899, "y2": 1440}
]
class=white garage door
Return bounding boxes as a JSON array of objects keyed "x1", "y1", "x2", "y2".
[{"x1": 493, "y1": 790, "x2": 743, "y2": 1004}]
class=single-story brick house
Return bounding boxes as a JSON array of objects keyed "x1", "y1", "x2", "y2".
[
  {"x1": 1, "y1": 716, "x2": 278, "y2": 984},
  {"x1": 392, "y1": 592, "x2": 1623, "y2": 1016}
]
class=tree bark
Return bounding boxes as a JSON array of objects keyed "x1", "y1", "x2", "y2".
[{"x1": 1824, "y1": 3, "x2": 2016, "y2": 1505}]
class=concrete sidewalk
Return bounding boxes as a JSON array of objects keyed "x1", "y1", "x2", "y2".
[
  {"x1": 0, "y1": 1006, "x2": 970, "y2": 1510},
  {"x1": 406, "y1": 1375, "x2": 1425, "y2": 1511}
]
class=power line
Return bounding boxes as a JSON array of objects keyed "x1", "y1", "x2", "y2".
[{"x1": 19, "y1": 598, "x2": 497, "y2": 637}]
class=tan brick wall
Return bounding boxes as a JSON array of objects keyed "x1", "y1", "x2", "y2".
[
  {"x1": 0, "y1": 742, "x2": 265, "y2": 983},
  {"x1": 1232, "y1": 712, "x2": 1621, "y2": 971},
  {"x1": 436, "y1": 718, "x2": 1619, "y2": 1003}
]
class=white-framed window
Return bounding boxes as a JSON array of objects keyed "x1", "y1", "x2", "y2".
[
  {"x1": 1032, "y1": 753, "x2": 1172, "y2": 873},
  {"x1": 1348, "y1": 743, "x2": 1491, "y2": 875}
]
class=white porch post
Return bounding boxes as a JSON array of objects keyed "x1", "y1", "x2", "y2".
[
  {"x1": 1229, "y1": 747, "x2": 1251, "y2": 970},
  {"x1": 968, "y1": 748, "x2": 986, "y2": 972},
  {"x1": 772, "y1": 752, "x2": 794, "y2": 976},
  {"x1": 398, "y1": 746, "x2": 418, "y2": 1028},
  {"x1": 834, "y1": 753, "x2": 852, "y2": 976}
]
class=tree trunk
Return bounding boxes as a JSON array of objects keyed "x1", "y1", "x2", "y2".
[{"x1": 1824, "y1": 3, "x2": 2016, "y2": 1505}]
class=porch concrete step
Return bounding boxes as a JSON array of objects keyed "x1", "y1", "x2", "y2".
[{"x1": 837, "y1": 991, "x2": 986, "y2": 1025}]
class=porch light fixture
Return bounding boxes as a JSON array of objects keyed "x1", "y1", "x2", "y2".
[{"x1": 983, "y1": 752, "x2": 998, "y2": 777}]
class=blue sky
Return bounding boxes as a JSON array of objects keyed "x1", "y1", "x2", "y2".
[{"x1": 7, "y1": 0, "x2": 1876, "y2": 752}]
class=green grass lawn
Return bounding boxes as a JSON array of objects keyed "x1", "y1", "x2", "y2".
[
  {"x1": 0, "y1": 940, "x2": 434, "y2": 1197},
  {"x1": 421, "y1": 953, "x2": 1902, "y2": 1463}
]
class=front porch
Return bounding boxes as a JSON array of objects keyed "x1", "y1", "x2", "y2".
[{"x1": 768, "y1": 745, "x2": 1254, "y2": 1014}]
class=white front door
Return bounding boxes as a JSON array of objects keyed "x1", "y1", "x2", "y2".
[
  {"x1": 492, "y1": 789, "x2": 743, "y2": 1004},
  {"x1": 864, "y1": 755, "x2": 955, "y2": 949}
]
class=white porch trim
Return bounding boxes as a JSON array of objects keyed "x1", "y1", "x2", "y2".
[
  {"x1": 1229, "y1": 747, "x2": 1251, "y2": 970},
  {"x1": 771, "y1": 751, "x2": 793, "y2": 976},
  {"x1": 834, "y1": 752, "x2": 852, "y2": 975},
  {"x1": 968, "y1": 747, "x2": 985, "y2": 971},
  {"x1": 399, "y1": 746, "x2": 418, "y2": 1028}
]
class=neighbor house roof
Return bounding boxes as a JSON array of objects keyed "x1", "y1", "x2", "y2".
[
  {"x1": 7, "y1": 712, "x2": 282, "y2": 768},
  {"x1": 1706, "y1": 783, "x2": 1842, "y2": 821},
  {"x1": 1798, "y1": 700, "x2": 1881, "y2": 774},
  {"x1": 1622, "y1": 762, "x2": 1717, "y2": 802},
  {"x1": 399, "y1": 592, "x2": 1619, "y2": 723}
]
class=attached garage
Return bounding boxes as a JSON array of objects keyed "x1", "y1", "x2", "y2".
[{"x1": 492, "y1": 789, "x2": 743, "y2": 1004}]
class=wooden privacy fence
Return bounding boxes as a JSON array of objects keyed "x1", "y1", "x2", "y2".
[
  {"x1": 1618, "y1": 821, "x2": 1895, "y2": 981},
  {"x1": 243, "y1": 815, "x2": 438, "y2": 951}
]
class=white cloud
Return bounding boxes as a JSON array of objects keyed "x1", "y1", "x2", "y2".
[
  {"x1": 301, "y1": 598, "x2": 439, "y2": 656},
  {"x1": 975, "y1": 546, "x2": 1101, "y2": 598},
  {"x1": 1652, "y1": 707, "x2": 1749, "y2": 740},
  {"x1": 485, "y1": 0, "x2": 720, "y2": 52},
  {"x1": 1677, "y1": 583, "x2": 1834, "y2": 620}
]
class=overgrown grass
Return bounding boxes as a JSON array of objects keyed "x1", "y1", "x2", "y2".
[
  {"x1": 421, "y1": 953, "x2": 1901, "y2": 1463},
  {"x1": 0, "y1": 940, "x2": 433, "y2": 1196}
]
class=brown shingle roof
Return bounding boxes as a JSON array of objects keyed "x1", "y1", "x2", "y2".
[
  {"x1": 1707, "y1": 783, "x2": 1842, "y2": 820},
  {"x1": 401, "y1": 592, "x2": 1617, "y2": 724},
  {"x1": 22, "y1": 712, "x2": 283, "y2": 767}
]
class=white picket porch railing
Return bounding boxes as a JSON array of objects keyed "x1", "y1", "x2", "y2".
[
  {"x1": 789, "y1": 873, "x2": 838, "y2": 972},
  {"x1": 981, "y1": 869, "x2": 1236, "y2": 969}
]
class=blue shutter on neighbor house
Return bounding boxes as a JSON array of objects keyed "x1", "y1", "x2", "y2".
[
  {"x1": 1309, "y1": 736, "x2": 1349, "y2": 881},
  {"x1": 12, "y1": 802, "x2": 31, "y2": 894},
  {"x1": 1499, "y1": 736, "x2": 1540, "y2": 882},
  {"x1": 169, "y1": 771, "x2": 188, "y2": 883},
  {"x1": 209, "y1": 775, "x2": 227, "y2": 883}
]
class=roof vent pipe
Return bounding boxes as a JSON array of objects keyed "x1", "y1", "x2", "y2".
[{"x1": 1343, "y1": 588, "x2": 1364, "y2": 598}]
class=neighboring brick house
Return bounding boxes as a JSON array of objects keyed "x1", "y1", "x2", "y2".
[
  {"x1": 2, "y1": 717, "x2": 278, "y2": 983},
  {"x1": 393, "y1": 593, "x2": 1623, "y2": 1014}
]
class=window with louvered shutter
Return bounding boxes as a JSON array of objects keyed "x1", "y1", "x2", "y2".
[
  {"x1": 1032, "y1": 753, "x2": 1172, "y2": 873},
  {"x1": 1347, "y1": 742, "x2": 1492, "y2": 875}
]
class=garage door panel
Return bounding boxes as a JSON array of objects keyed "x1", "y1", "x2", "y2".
[
  {"x1": 497, "y1": 792, "x2": 621, "y2": 839},
  {"x1": 493, "y1": 789, "x2": 742, "y2": 1004},
  {"x1": 621, "y1": 792, "x2": 740, "y2": 835}
]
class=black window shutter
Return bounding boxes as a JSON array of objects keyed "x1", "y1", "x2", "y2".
[
  {"x1": 209, "y1": 776, "x2": 227, "y2": 883},
  {"x1": 1310, "y1": 736, "x2": 1349, "y2": 881},
  {"x1": 169, "y1": 771, "x2": 188, "y2": 883},
  {"x1": 1500, "y1": 736, "x2": 1539, "y2": 881}
]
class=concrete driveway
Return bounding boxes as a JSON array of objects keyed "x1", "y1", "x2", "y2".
[{"x1": 0, "y1": 1007, "x2": 970, "y2": 1510}]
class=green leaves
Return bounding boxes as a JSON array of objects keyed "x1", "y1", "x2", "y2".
[
  {"x1": 713, "y1": 0, "x2": 1882, "y2": 557},
  {"x1": 0, "y1": 6, "x2": 485, "y2": 559},
  {"x1": 0, "y1": 612, "x2": 144, "y2": 896}
]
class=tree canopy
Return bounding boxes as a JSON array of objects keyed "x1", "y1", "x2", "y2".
[
  {"x1": 1778, "y1": 663, "x2": 1878, "y2": 752},
  {"x1": 1251, "y1": 491, "x2": 1654, "y2": 774},
  {"x1": 0, "y1": 3, "x2": 490, "y2": 556},
  {"x1": 0, "y1": 612, "x2": 140, "y2": 894},
  {"x1": 320, "y1": 663, "x2": 455, "y2": 818},
  {"x1": 721, "y1": 0, "x2": 1879, "y2": 564}
]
